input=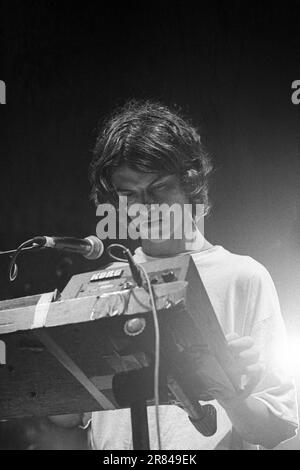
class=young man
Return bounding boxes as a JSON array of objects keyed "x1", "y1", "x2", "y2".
[{"x1": 54, "y1": 100, "x2": 298, "y2": 450}]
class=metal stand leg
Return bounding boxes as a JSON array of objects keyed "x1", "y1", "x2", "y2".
[
  {"x1": 112, "y1": 368, "x2": 155, "y2": 450},
  {"x1": 130, "y1": 400, "x2": 150, "y2": 450}
]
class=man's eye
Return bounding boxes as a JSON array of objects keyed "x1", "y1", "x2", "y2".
[{"x1": 152, "y1": 182, "x2": 172, "y2": 192}]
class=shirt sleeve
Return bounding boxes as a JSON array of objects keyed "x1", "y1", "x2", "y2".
[{"x1": 244, "y1": 264, "x2": 298, "y2": 431}]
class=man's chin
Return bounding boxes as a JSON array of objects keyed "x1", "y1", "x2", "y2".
[{"x1": 142, "y1": 236, "x2": 170, "y2": 244}]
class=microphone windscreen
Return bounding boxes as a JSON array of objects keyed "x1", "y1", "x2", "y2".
[{"x1": 84, "y1": 235, "x2": 104, "y2": 260}]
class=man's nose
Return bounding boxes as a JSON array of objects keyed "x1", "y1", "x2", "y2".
[{"x1": 140, "y1": 189, "x2": 156, "y2": 205}]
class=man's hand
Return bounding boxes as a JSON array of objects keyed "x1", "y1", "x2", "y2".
[
  {"x1": 216, "y1": 332, "x2": 295, "y2": 448},
  {"x1": 225, "y1": 332, "x2": 265, "y2": 402},
  {"x1": 226, "y1": 332, "x2": 264, "y2": 378}
]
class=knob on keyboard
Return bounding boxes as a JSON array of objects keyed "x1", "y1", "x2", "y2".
[{"x1": 161, "y1": 270, "x2": 177, "y2": 282}]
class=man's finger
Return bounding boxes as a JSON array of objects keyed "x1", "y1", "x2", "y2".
[
  {"x1": 226, "y1": 332, "x2": 240, "y2": 342},
  {"x1": 239, "y1": 368, "x2": 263, "y2": 400},
  {"x1": 239, "y1": 347, "x2": 260, "y2": 365},
  {"x1": 245, "y1": 363, "x2": 264, "y2": 375},
  {"x1": 227, "y1": 336, "x2": 254, "y2": 352}
]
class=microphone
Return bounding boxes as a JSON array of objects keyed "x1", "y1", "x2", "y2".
[{"x1": 33, "y1": 235, "x2": 104, "y2": 260}]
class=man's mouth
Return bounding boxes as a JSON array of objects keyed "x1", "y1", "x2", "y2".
[{"x1": 140, "y1": 217, "x2": 162, "y2": 227}]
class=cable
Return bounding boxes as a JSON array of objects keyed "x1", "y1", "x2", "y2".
[
  {"x1": 107, "y1": 243, "x2": 162, "y2": 449},
  {"x1": 138, "y1": 263, "x2": 162, "y2": 451},
  {"x1": 107, "y1": 243, "x2": 129, "y2": 263},
  {"x1": 108, "y1": 244, "x2": 143, "y2": 286},
  {"x1": 8, "y1": 239, "x2": 40, "y2": 282},
  {"x1": 0, "y1": 245, "x2": 41, "y2": 256}
]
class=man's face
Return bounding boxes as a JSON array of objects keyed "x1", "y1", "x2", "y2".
[{"x1": 111, "y1": 165, "x2": 191, "y2": 241}]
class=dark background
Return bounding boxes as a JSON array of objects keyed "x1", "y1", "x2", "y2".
[{"x1": 0, "y1": 0, "x2": 300, "y2": 449}]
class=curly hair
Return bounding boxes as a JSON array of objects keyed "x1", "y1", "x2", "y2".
[{"x1": 89, "y1": 100, "x2": 213, "y2": 215}]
